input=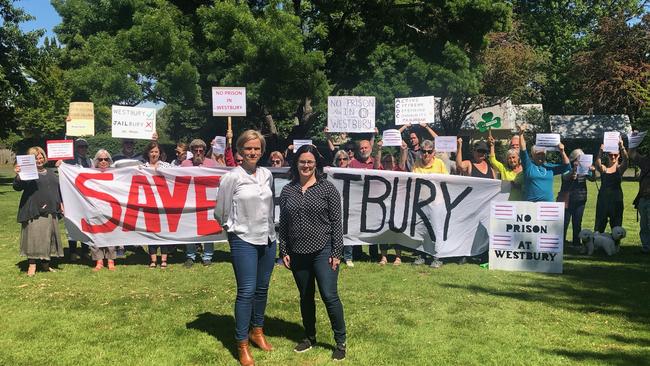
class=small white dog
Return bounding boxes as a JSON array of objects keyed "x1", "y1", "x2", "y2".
[{"x1": 578, "y1": 227, "x2": 626, "y2": 256}]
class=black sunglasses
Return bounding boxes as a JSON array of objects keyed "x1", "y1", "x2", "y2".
[
  {"x1": 422, "y1": 149, "x2": 434, "y2": 155},
  {"x1": 97, "y1": 158, "x2": 111, "y2": 162}
]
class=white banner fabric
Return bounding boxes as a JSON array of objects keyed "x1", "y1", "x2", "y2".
[
  {"x1": 60, "y1": 165, "x2": 509, "y2": 257},
  {"x1": 325, "y1": 167, "x2": 509, "y2": 257}
]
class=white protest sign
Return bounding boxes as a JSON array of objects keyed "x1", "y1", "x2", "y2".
[
  {"x1": 489, "y1": 201, "x2": 564, "y2": 273},
  {"x1": 212, "y1": 87, "x2": 246, "y2": 117},
  {"x1": 111, "y1": 106, "x2": 156, "y2": 140},
  {"x1": 577, "y1": 154, "x2": 593, "y2": 175},
  {"x1": 627, "y1": 131, "x2": 647, "y2": 149},
  {"x1": 327, "y1": 96, "x2": 375, "y2": 133},
  {"x1": 381, "y1": 129, "x2": 403, "y2": 147},
  {"x1": 535, "y1": 133, "x2": 561, "y2": 151},
  {"x1": 293, "y1": 139, "x2": 313, "y2": 153},
  {"x1": 434, "y1": 136, "x2": 457, "y2": 153},
  {"x1": 16, "y1": 155, "x2": 39, "y2": 181},
  {"x1": 603, "y1": 131, "x2": 620, "y2": 153},
  {"x1": 46, "y1": 140, "x2": 74, "y2": 160},
  {"x1": 212, "y1": 136, "x2": 226, "y2": 155},
  {"x1": 394, "y1": 96, "x2": 435, "y2": 125},
  {"x1": 66, "y1": 102, "x2": 95, "y2": 136},
  {"x1": 186, "y1": 151, "x2": 193, "y2": 160}
]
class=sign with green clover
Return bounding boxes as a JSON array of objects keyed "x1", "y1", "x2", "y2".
[{"x1": 477, "y1": 112, "x2": 501, "y2": 132}]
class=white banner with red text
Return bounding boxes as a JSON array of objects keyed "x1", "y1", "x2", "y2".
[{"x1": 60, "y1": 165, "x2": 509, "y2": 257}]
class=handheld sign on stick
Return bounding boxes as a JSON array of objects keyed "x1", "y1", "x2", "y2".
[{"x1": 212, "y1": 87, "x2": 247, "y2": 144}]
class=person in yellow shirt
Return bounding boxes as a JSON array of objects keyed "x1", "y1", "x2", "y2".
[
  {"x1": 487, "y1": 133, "x2": 524, "y2": 201},
  {"x1": 407, "y1": 140, "x2": 449, "y2": 174}
]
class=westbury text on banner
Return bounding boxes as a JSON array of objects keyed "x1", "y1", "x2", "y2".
[
  {"x1": 60, "y1": 165, "x2": 509, "y2": 256},
  {"x1": 489, "y1": 201, "x2": 564, "y2": 273}
]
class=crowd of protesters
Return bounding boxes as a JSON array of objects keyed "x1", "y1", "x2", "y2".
[{"x1": 11, "y1": 122, "x2": 650, "y2": 364}]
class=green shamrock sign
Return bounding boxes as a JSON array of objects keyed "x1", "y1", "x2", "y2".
[{"x1": 477, "y1": 112, "x2": 501, "y2": 132}]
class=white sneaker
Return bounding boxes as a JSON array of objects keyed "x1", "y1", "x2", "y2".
[
  {"x1": 345, "y1": 260, "x2": 354, "y2": 267},
  {"x1": 429, "y1": 260, "x2": 443, "y2": 269}
]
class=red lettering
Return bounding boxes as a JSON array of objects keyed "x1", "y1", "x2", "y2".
[
  {"x1": 76, "y1": 173, "x2": 121, "y2": 233},
  {"x1": 193, "y1": 176, "x2": 222, "y2": 235},
  {"x1": 123, "y1": 175, "x2": 161, "y2": 232},
  {"x1": 153, "y1": 175, "x2": 191, "y2": 232}
]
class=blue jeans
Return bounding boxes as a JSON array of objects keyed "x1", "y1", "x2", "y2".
[
  {"x1": 229, "y1": 234, "x2": 276, "y2": 341},
  {"x1": 640, "y1": 197, "x2": 650, "y2": 251},
  {"x1": 290, "y1": 246, "x2": 346, "y2": 345},
  {"x1": 186, "y1": 243, "x2": 214, "y2": 261}
]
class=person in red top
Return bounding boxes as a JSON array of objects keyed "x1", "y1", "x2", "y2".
[{"x1": 348, "y1": 139, "x2": 383, "y2": 170}]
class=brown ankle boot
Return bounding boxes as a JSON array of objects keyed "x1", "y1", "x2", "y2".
[
  {"x1": 249, "y1": 327, "x2": 273, "y2": 351},
  {"x1": 237, "y1": 340, "x2": 254, "y2": 366}
]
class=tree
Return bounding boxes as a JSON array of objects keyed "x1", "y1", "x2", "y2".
[
  {"x1": 0, "y1": 0, "x2": 42, "y2": 143},
  {"x1": 571, "y1": 13, "x2": 649, "y2": 123}
]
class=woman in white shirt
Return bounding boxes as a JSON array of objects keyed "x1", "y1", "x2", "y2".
[{"x1": 215, "y1": 130, "x2": 276, "y2": 366}]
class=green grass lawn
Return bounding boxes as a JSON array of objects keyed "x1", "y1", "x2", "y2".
[{"x1": 0, "y1": 168, "x2": 648, "y2": 365}]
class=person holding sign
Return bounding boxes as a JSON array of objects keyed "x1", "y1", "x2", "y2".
[
  {"x1": 279, "y1": 144, "x2": 347, "y2": 361},
  {"x1": 594, "y1": 139, "x2": 628, "y2": 234},
  {"x1": 13, "y1": 147, "x2": 64, "y2": 276},
  {"x1": 487, "y1": 133, "x2": 523, "y2": 201},
  {"x1": 518, "y1": 125, "x2": 570, "y2": 202},
  {"x1": 214, "y1": 130, "x2": 277, "y2": 366},
  {"x1": 629, "y1": 134, "x2": 650, "y2": 253},
  {"x1": 558, "y1": 149, "x2": 596, "y2": 247},
  {"x1": 398, "y1": 123, "x2": 438, "y2": 171},
  {"x1": 456, "y1": 139, "x2": 495, "y2": 179},
  {"x1": 60, "y1": 138, "x2": 93, "y2": 261},
  {"x1": 89, "y1": 150, "x2": 118, "y2": 271}
]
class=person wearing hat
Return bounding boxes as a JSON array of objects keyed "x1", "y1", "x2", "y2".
[
  {"x1": 456, "y1": 139, "x2": 496, "y2": 179},
  {"x1": 517, "y1": 124, "x2": 570, "y2": 202}
]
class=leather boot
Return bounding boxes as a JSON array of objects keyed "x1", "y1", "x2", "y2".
[
  {"x1": 237, "y1": 340, "x2": 254, "y2": 366},
  {"x1": 249, "y1": 327, "x2": 273, "y2": 351}
]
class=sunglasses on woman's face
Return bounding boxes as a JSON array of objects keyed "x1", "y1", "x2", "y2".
[
  {"x1": 271, "y1": 160, "x2": 282, "y2": 164},
  {"x1": 97, "y1": 158, "x2": 110, "y2": 162},
  {"x1": 422, "y1": 149, "x2": 434, "y2": 155},
  {"x1": 337, "y1": 157, "x2": 349, "y2": 162}
]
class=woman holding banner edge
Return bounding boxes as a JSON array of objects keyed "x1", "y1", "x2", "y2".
[
  {"x1": 279, "y1": 144, "x2": 347, "y2": 361},
  {"x1": 214, "y1": 130, "x2": 277, "y2": 366}
]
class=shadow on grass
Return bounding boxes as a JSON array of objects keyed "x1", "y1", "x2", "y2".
[
  {"x1": 440, "y1": 253, "x2": 650, "y2": 324},
  {"x1": 186, "y1": 312, "x2": 304, "y2": 359},
  {"x1": 545, "y1": 349, "x2": 650, "y2": 366}
]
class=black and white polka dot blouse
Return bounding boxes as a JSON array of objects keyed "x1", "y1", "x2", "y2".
[{"x1": 278, "y1": 178, "x2": 344, "y2": 258}]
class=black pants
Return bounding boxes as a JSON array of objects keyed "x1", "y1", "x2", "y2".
[
  {"x1": 68, "y1": 240, "x2": 89, "y2": 254},
  {"x1": 594, "y1": 197, "x2": 623, "y2": 233},
  {"x1": 290, "y1": 246, "x2": 346, "y2": 345},
  {"x1": 564, "y1": 200, "x2": 586, "y2": 246}
]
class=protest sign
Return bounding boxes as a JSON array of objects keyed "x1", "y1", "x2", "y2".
[
  {"x1": 212, "y1": 87, "x2": 246, "y2": 117},
  {"x1": 327, "y1": 96, "x2": 375, "y2": 133},
  {"x1": 535, "y1": 133, "x2": 561, "y2": 151},
  {"x1": 627, "y1": 131, "x2": 647, "y2": 149},
  {"x1": 577, "y1": 154, "x2": 593, "y2": 175},
  {"x1": 434, "y1": 136, "x2": 457, "y2": 153},
  {"x1": 381, "y1": 129, "x2": 403, "y2": 147},
  {"x1": 111, "y1": 106, "x2": 156, "y2": 140},
  {"x1": 59, "y1": 165, "x2": 510, "y2": 255},
  {"x1": 293, "y1": 139, "x2": 313, "y2": 153},
  {"x1": 46, "y1": 140, "x2": 74, "y2": 160},
  {"x1": 603, "y1": 131, "x2": 620, "y2": 153},
  {"x1": 489, "y1": 201, "x2": 564, "y2": 273},
  {"x1": 16, "y1": 155, "x2": 38, "y2": 181},
  {"x1": 212, "y1": 136, "x2": 226, "y2": 155},
  {"x1": 67, "y1": 102, "x2": 95, "y2": 136},
  {"x1": 394, "y1": 96, "x2": 435, "y2": 125}
]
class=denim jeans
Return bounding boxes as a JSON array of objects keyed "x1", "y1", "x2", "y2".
[
  {"x1": 639, "y1": 197, "x2": 650, "y2": 251},
  {"x1": 290, "y1": 245, "x2": 346, "y2": 345},
  {"x1": 564, "y1": 200, "x2": 586, "y2": 246},
  {"x1": 343, "y1": 246, "x2": 353, "y2": 261},
  {"x1": 229, "y1": 234, "x2": 276, "y2": 341},
  {"x1": 186, "y1": 243, "x2": 214, "y2": 261}
]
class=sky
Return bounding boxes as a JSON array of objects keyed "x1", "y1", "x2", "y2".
[{"x1": 16, "y1": 0, "x2": 61, "y2": 41}]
